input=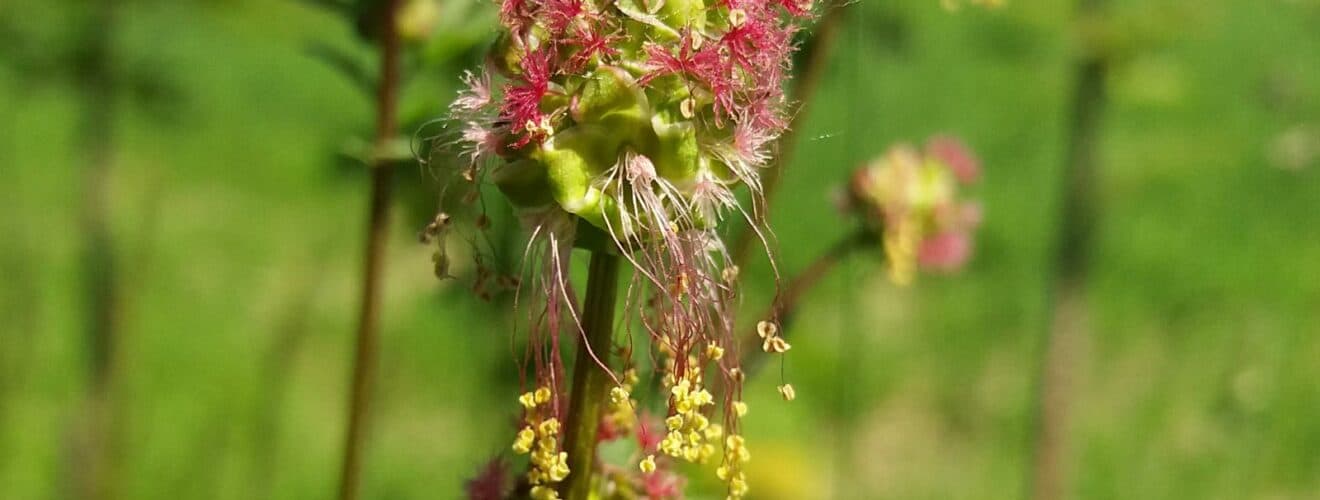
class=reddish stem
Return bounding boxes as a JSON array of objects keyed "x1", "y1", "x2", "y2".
[{"x1": 337, "y1": 2, "x2": 403, "y2": 500}]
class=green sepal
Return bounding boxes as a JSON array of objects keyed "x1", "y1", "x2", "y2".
[
  {"x1": 531, "y1": 126, "x2": 617, "y2": 217},
  {"x1": 572, "y1": 66, "x2": 651, "y2": 130},
  {"x1": 488, "y1": 32, "x2": 524, "y2": 78},
  {"x1": 649, "y1": 117, "x2": 700, "y2": 183},
  {"x1": 656, "y1": 0, "x2": 707, "y2": 33},
  {"x1": 491, "y1": 158, "x2": 554, "y2": 208}
]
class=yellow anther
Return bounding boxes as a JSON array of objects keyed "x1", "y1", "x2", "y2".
[
  {"x1": 728, "y1": 8, "x2": 747, "y2": 27},
  {"x1": 732, "y1": 401, "x2": 748, "y2": 417},
  {"x1": 512, "y1": 426, "x2": 535, "y2": 454},
  {"x1": 640, "y1": 454, "x2": 657, "y2": 474},
  {"x1": 534, "y1": 386, "x2": 552, "y2": 404},
  {"x1": 778, "y1": 383, "x2": 797, "y2": 401},
  {"x1": 730, "y1": 476, "x2": 749, "y2": 496},
  {"x1": 699, "y1": 443, "x2": 717, "y2": 462},
  {"x1": 691, "y1": 389, "x2": 714, "y2": 407},
  {"x1": 756, "y1": 320, "x2": 777, "y2": 339},
  {"x1": 547, "y1": 452, "x2": 570, "y2": 481},
  {"x1": 763, "y1": 336, "x2": 791, "y2": 353},
  {"x1": 726, "y1": 434, "x2": 745, "y2": 450},
  {"x1": 675, "y1": 399, "x2": 693, "y2": 414},
  {"x1": 526, "y1": 116, "x2": 554, "y2": 138},
  {"x1": 519, "y1": 391, "x2": 538, "y2": 409},
  {"x1": 529, "y1": 485, "x2": 560, "y2": 500},
  {"x1": 706, "y1": 342, "x2": 725, "y2": 360},
  {"x1": 665, "y1": 415, "x2": 684, "y2": 430},
  {"x1": 685, "y1": 430, "x2": 701, "y2": 445},
  {"x1": 705, "y1": 423, "x2": 724, "y2": 440},
  {"x1": 690, "y1": 413, "x2": 709, "y2": 431},
  {"x1": 538, "y1": 418, "x2": 561, "y2": 437},
  {"x1": 722, "y1": 265, "x2": 740, "y2": 284},
  {"x1": 610, "y1": 386, "x2": 630, "y2": 405},
  {"x1": 671, "y1": 379, "x2": 691, "y2": 398}
]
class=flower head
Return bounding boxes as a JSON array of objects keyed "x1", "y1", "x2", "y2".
[
  {"x1": 441, "y1": 0, "x2": 814, "y2": 496},
  {"x1": 845, "y1": 136, "x2": 984, "y2": 284}
]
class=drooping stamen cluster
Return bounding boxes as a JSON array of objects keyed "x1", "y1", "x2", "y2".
[
  {"x1": 512, "y1": 387, "x2": 571, "y2": 500},
  {"x1": 843, "y1": 136, "x2": 984, "y2": 285},
  {"x1": 440, "y1": 0, "x2": 813, "y2": 496}
]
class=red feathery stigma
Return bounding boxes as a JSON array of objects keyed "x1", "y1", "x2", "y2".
[
  {"x1": 499, "y1": 48, "x2": 555, "y2": 149},
  {"x1": 566, "y1": 25, "x2": 621, "y2": 73},
  {"x1": 543, "y1": 0, "x2": 588, "y2": 34}
]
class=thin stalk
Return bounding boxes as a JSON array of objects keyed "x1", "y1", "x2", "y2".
[
  {"x1": 253, "y1": 254, "x2": 325, "y2": 500},
  {"x1": 1026, "y1": 1, "x2": 1109, "y2": 499},
  {"x1": 741, "y1": 229, "x2": 873, "y2": 376},
  {"x1": 337, "y1": 1, "x2": 403, "y2": 500},
  {"x1": 730, "y1": 0, "x2": 848, "y2": 266},
  {"x1": 73, "y1": 1, "x2": 120, "y2": 499},
  {"x1": 560, "y1": 251, "x2": 621, "y2": 500}
]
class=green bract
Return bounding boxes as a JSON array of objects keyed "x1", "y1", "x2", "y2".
[{"x1": 493, "y1": 63, "x2": 709, "y2": 235}]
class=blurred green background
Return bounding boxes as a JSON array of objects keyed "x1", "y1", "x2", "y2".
[{"x1": 3, "y1": 0, "x2": 1319, "y2": 499}]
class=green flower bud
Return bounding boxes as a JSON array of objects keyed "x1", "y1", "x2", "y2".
[
  {"x1": 650, "y1": 118, "x2": 701, "y2": 183},
  {"x1": 492, "y1": 158, "x2": 554, "y2": 208},
  {"x1": 571, "y1": 66, "x2": 650, "y2": 126}
]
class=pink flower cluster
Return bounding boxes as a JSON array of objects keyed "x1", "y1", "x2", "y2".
[{"x1": 845, "y1": 135, "x2": 983, "y2": 281}]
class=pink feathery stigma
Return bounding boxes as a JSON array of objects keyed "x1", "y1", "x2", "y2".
[
  {"x1": 917, "y1": 231, "x2": 973, "y2": 272},
  {"x1": 926, "y1": 135, "x2": 981, "y2": 184},
  {"x1": 499, "y1": 48, "x2": 555, "y2": 149},
  {"x1": 565, "y1": 26, "x2": 622, "y2": 73},
  {"x1": 499, "y1": 0, "x2": 535, "y2": 33},
  {"x1": 460, "y1": 121, "x2": 499, "y2": 164},
  {"x1": 451, "y1": 70, "x2": 491, "y2": 114},
  {"x1": 640, "y1": 33, "x2": 725, "y2": 87},
  {"x1": 542, "y1": 0, "x2": 588, "y2": 34},
  {"x1": 774, "y1": 0, "x2": 815, "y2": 17},
  {"x1": 636, "y1": 413, "x2": 663, "y2": 453}
]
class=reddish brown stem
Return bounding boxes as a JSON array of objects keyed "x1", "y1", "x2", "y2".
[
  {"x1": 741, "y1": 229, "x2": 873, "y2": 376},
  {"x1": 337, "y1": 2, "x2": 403, "y2": 500},
  {"x1": 1028, "y1": 1, "x2": 1110, "y2": 498},
  {"x1": 73, "y1": 2, "x2": 121, "y2": 499}
]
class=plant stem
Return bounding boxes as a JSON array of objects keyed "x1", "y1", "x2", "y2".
[
  {"x1": 337, "y1": 2, "x2": 403, "y2": 500},
  {"x1": 741, "y1": 229, "x2": 874, "y2": 376},
  {"x1": 730, "y1": 0, "x2": 849, "y2": 266},
  {"x1": 74, "y1": 2, "x2": 120, "y2": 499},
  {"x1": 1027, "y1": 1, "x2": 1109, "y2": 499},
  {"x1": 560, "y1": 251, "x2": 621, "y2": 500}
]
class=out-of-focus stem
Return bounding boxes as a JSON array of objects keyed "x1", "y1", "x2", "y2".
[
  {"x1": 730, "y1": 0, "x2": 849, "y2": 266},
  {"x1": 74, "y1": 1, "x2": 120, "y2": 499},
  {"x1": 560, "y1": 251, "x2": 621, "y2": 500},
  {"x1": 1027, "y1": 1, "x2": 1109, "y2": 499},
  {"x1": 253, "y1": 256, "x2": 325, "y2": 499},
  {"x1": 741, "y1": 229, "x2": 874, "y2": 376},
  {"x1": 337, "y1": 2, "x2": 403, "y2": 500}
]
